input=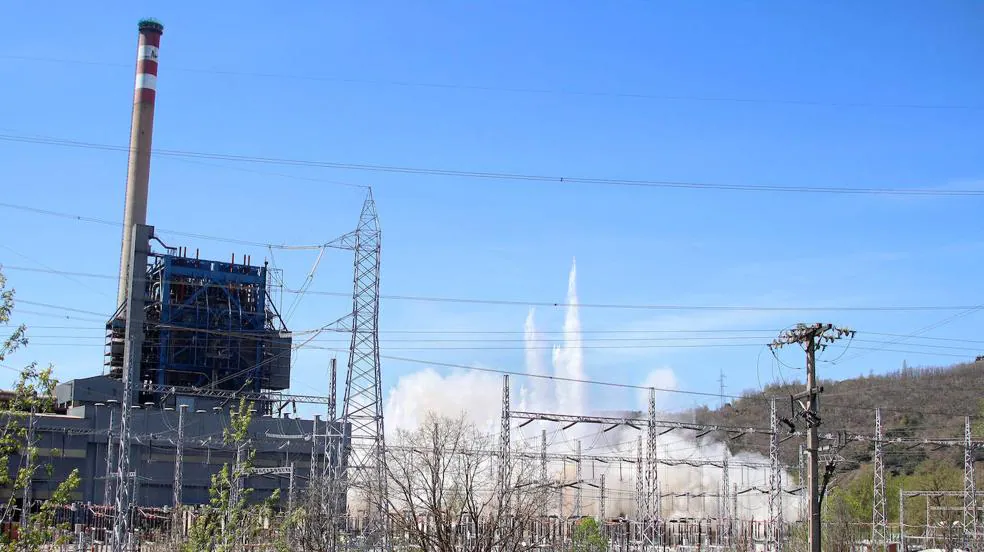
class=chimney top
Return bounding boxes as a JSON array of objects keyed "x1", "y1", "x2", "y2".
[{"x1": 138, "y1": 19, "x2": 164, "y2": 34}]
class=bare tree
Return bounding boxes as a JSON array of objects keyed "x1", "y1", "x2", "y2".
[{"x1": 379, "y1": 413, "x2": 553, "y2": 552}]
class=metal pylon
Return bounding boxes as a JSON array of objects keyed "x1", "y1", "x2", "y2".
[
  {"x1": 322, "y1": 358, "x2": 340, "y2": 552},
  {"x1": 104, "y1": 408, "x2": 116, "y2": 507},
  {"x1": 964, "y1": 416, "x2": 976, "y2": 546},
  {"x1": 899, "y1": 486, "x2": 906, "y2": 551},
  {"x1": 500, "y1": 375, "x2": 510, "y2": 487},
  {"x1": 112, "y1": 224, "x2": 150, "y2": 552},
  {"x1": 310, "y1": 414, "x2": 321, "y2": 492},
  {"x1": 768, "y1": 398, "x2": 783, "y2": 552},
  {"x1": 113, "y1": 339, "x2": 137, "y2": 552},
  {"x1": 644, "y1": 387, "x2": 658, "y2": 551},
  {"x1": 540, "y1": 429, "x2": 548, "y2": 518},
  {"x1": 723, "y1": 452, "x2": 731, "y2": 547},
  {"x1": 21, "y1": 410, "x2": 35, "y2": 530},
  {"x1": 600, "y1": 474, "x2": 607, "y2": 521},
  {"x1": 173, "y1": 404, "x2": 186, "y2": 508},
  {"x1": 575, "y1": 439, "x2": 583, "y2": 518},
  {"x1": 873, "y1": 408, "x2": 888, "y2": 550},
  {"x1": 341, "y1": 189, "x2": 388, "y2": 550},
  {"x1": 289, "y1": 461, "x2": 296, "y2": 512},
  {"x1": 499, "y1": 375, "x2": 511, "y2": 534},
  {"x1": 636, "y1": 436, "x2": 644, "y2": 523}
]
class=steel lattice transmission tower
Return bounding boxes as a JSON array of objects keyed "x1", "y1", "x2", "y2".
[
  {"x1": 768, "y1": 398, "x2": 783, "y2": 552},
  {"x1": 644, "y1": 387, "x2": 659, "y2": 551},
  {"x1": 104, "y1": 409, "x2": 116, "y2": 507},
  {"x1": 342, "y1": 190, "x2": 388, "y2": 550},
  {"x1": 575, "y1": 439, "x2": 582, "y2": 517},
  {"x1": 635, "y1": 436, "x2": 644, "y2": 525},
  {"x1": 964, "y1": 416, "x2": 977, "y2": 545},
  {"x1": 722, "y1": 452, "x2": 731, "y2": 547},
  {"x1": 873, "y1": 408, "x2": 888, "y2": 550},
  {"x1": 113, "y1": 224, "x2": 151, "y2": 552},
  {"x1": 499, "y1": 375, "x2": 511, "y2": 505},
  {"x1": 540, "y1": 429, "x2": 548, "y2": 519},
  {"x1": 113, "y1": 337, "x2": 138, "y2": 552}
]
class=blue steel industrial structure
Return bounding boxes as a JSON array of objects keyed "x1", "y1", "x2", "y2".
[
  {"x1": 106, "y1": 247, "x2": 292, "y2": 407},
  {"x1": 146, "y1": 252, "x2": 290, "y2": 392}
]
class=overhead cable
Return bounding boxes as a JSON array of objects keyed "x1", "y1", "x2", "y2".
[
  {"x1": 3, "y1": 54, "x2": 981, "y2": 112},
  {"x1": 3, "y1": 133, "x2": 984, "y2": 196}
]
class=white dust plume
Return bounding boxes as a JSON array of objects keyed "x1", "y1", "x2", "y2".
[
  {"x1": 382, "y1": 258, "x2": 798, "y2": 521},
  {"x1": 519, "y1": 308, "x2": 551, "y2": 412},
  {"x1": 383, "y1": 367, "x2": 501, "y2": 434},
  {"x1": 551, "y1": 258, "x2": 584, "y2": 415}
]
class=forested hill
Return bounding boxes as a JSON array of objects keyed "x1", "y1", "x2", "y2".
[{"x1": 694, "y1": 361, "x2": 984, "y2": 476}]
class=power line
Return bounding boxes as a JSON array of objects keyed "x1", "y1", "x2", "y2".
[
  {"x1": 3, "y1": 54, "x2": 981, "y2": 112},
  {"x1": 4, "y1": 132, "x2": 984, "y2": 196},
  {"x1": 313, "y1": 343, "x2": 980, "y2": 358},
  {"x1": 1, "y1": 265, "x2": 116, "y2": 280},
  {"x1": 0, "y1": 246, "x2": 113, "y2": 300},
  {"x1": 7, "y1": 266, "x2": 984, "y2": 313},
  {"x1": 10, "y1": 309, "x2": 106, "y2": 323},
  {"x1": 14, "y1": 300, "x2": 107, "y2": 317},
  {"x1": 5, "y1": 343, "x2": 979, "y2": 419},
  {"x1": 866, "y1": 331, "x2": 984, "y2": 345},
  {"x1": 25, "y1": 333, "x2": 777, "y2": 343},
  {"x1": 21, "y1": 311, "x2": 980, "y2": 341},
  {"x1": 6, "y1": 339, "x2": 978, "y2": 422},
  {"x1": 0, "y1": 201, "x2": 324, "y2": 251},
  {"x1": 9, "y1": 294, "x2": 984, "y2": 355},
  {"x1": 17, "y1": 333, "x2": 981, "y2": 362},
  {"x1": 329, "y1": 292, "x2": 984, "y2": 312},
  {"x1": 841, "y1": 306, "x2": 984, "y2": 363},
  {"x1": 166, "y1": 155, "x2": 367, "y2": 190}
]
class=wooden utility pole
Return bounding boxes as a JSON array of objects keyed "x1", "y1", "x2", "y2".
[{"x1": 770, "y1": 323, "x2": 854, "y2": 552}]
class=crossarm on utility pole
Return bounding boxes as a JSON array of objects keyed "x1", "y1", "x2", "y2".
[{"x1": 770, "y1": 323, "x2": 854, "y2": 552}]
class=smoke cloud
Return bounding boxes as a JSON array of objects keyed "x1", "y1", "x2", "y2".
[
  {"x1": 383, "y1": 259, "x2": 798, "y2": 521},
  {"x1": 383, "y1": 367, "x2": 502, "y2": 435},
  {"x1": 552, "y1": 258, "x2": 585, "y2": 415}
]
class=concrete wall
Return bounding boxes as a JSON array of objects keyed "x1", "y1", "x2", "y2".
[{"x1": 5, "y1": 406, "x2": 347, "y2": 508}]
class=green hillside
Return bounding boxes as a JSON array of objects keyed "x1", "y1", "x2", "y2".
[
  {"x1": 695, "y1": 360, "x2": 984, "y2": 475},
  {"x1": 694, "y1": 361, "x2": 983, "y2": 547}
]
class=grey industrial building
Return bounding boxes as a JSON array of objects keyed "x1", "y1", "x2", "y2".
[{"x1": 23, "y1": 374, "x2": 345, "y2": 507}]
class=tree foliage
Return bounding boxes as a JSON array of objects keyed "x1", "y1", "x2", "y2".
[
  {"x1": 184, "y1": 397, "x2": 281, "y2": 552},
  {"x1": 818, "y1": 458, "x2": 972, "y2": 551},
  {"x1": 571, "y1": 517, "x2": 607, "y2": 552},
  {"x1": 0, "y1": 269, "x2": 80, "y2": 550}
]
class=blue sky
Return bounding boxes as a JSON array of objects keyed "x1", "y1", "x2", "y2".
[{"x1": 1, "y1": 1, "x2": 983, "y2": 417}]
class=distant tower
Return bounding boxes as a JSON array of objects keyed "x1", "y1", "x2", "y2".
[
  {"x1": 873, "y1": 409, "x2": 887, "y2": 550},
  {"x1": 718, "y1": 368, "x2": 726, "y2": 409},
  {"x1": 768, "y1": 398, "x2": 783, "y2": 552},
  {"x1": 342, "y1": 190, "x2": 387, "y2": 550},
  {"x1": 964, "y1": 417, "x2": 977, "y2": 544}
]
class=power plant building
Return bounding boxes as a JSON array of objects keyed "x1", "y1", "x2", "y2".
[{"x1": 5, "y1": 19, "x2": 348, "y2": 510}]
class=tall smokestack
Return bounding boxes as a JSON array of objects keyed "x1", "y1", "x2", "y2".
[{"x1": 117, "y1": 19, "x2": 163, "y2": 305}]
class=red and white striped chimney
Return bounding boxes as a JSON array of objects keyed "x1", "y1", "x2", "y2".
[{"x1": 118, "y1": 19, "x2": 164, "y2": 305}]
